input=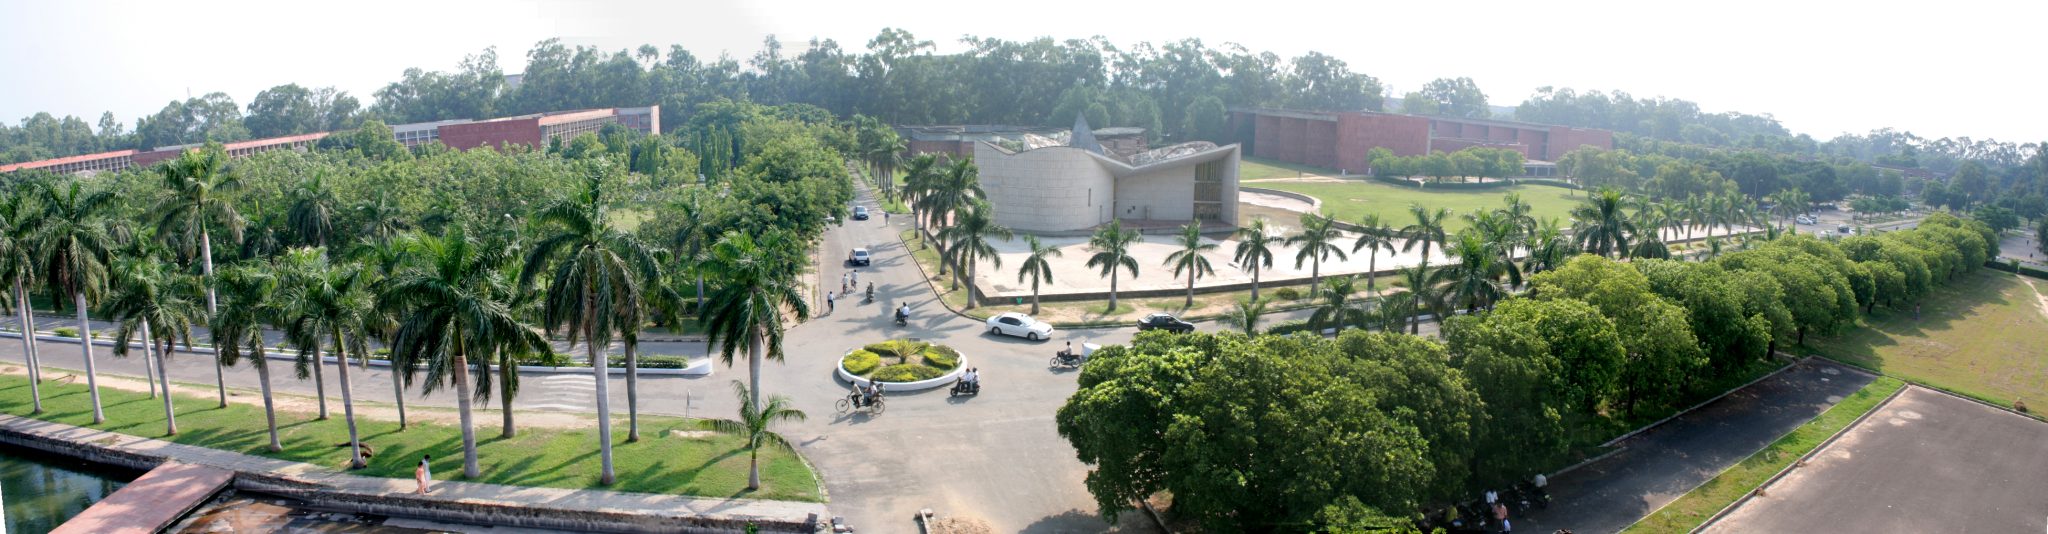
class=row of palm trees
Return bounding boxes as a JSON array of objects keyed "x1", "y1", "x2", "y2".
[{"x1": 7, "y1": 153, "x2": 817, "y2": 491}]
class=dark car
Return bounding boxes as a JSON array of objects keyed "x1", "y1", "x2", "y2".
[
  {"x1": 852, "y1": 206, "x2": 870, "y2": 220},
  {"x1": 1137, "y1": 312, "x2": 1195, "y2": 333}
]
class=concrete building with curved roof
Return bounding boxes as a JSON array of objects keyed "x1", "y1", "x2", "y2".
[{"x1": 976, "y1": 115, "x2": 1240, "y2": 234}]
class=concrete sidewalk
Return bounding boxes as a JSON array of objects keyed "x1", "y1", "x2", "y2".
[{"x1": 0, "y1": 414, "x2": 827, "y2": 532}]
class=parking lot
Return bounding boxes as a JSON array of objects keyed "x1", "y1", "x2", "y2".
[{"x1": 1704, "y1": 386, "x2": 2048, "y2": 533}]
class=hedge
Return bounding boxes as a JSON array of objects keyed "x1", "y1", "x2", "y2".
[
  {"x1": 520, "y1": 351, "x2": 574, "y2": 367},
  {"x1": 1272, "y1": 287, "x2": 1304, "y2": 301},
  {"x1": 1265, "y1": 319, "x2": 1315, "y2": 336},
  {"x1": 607, "y1": 354, "x2": 694, "y2": 369},
  {"x1": 842, "y1": 350, "x2": 881, "y2": 375},
  {"x1": 51, "y1": 327, "x2": 79, "y2": 338},
  {"x1": 923, "y1": 346, "x2": 960, "y2": 370},
  {"x1": 1370, "y1": 175, "x2": 1520, "y2": 190},
  {"x1": 871, "y1": 363, "x2": 946, "y2": 383},
  {"x1": 1986, "y1": 260, "x2": 2048, "y2": 280},
  {"x1": 863, "y1": 339, "x2": 929, "y2": 361}
]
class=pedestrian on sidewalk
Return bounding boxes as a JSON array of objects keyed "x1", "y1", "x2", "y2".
[
  {"x1": 851, "y1": 270, "x2": 858, "y2": 287},
  {"x1": 884, "y1": 211, "x2": 890, "y2": 224},
  {"x1": 827, "y1": 292, "x2": 836, "y2": 314},
  {"x1": 416, "y1": 454, "x2": 432, "y2": 494}
]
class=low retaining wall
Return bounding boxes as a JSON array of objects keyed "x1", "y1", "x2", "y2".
[{"x1": 0, "y1": 332, "x2": 713, "y2": 376}]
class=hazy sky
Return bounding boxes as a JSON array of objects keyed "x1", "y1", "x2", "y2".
[{"x1": 4, "y1": 0, "x2": 2042, "y2": 143}]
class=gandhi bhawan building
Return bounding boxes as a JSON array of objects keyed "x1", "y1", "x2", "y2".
[{"x1": 912, "y1": 117, "x2": 1242, "y2": 234}]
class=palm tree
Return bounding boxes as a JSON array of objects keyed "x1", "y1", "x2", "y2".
[
  {"x1": 387, "y1": 228, "x2": 548, "y2": 478},
  {"x1": 354, "y1": 188, "x2": 409, "y2": 242},
  {"x1": 1016, "y1": 235, "x2": 1062, "y2": 315},
  {"x1": 287, "y1": 172, "x2": 338, "y2": 248},
  {"x1": 213, "y1": 265, "x2": 283, "y2": 451},
  {"x1": 35, "y1": 181, "x2": 117, "y2": 424},
  {"x1": 672, "y1": 189, "x2": 715, "y2": 316},
  {"x1": 1681, "y1": 194, "x2": 1707, "y2": 242},
  {"x1": 900, "y1": 154, "x2": 940, "y2": 233},
  {"x1": 1370, "y1": 292, "x2": 1415, "y2": 333},
  {"x1": 519, "y1": 167, "x2": 662, "y2": 486},
  {"x1": 277, "y1": 248, "x2": 373, "y2": 469},
  {"x1": 104, "y1": 252, "x2": 202, "y2": 436},
  {"x1": 1288, "y1": 213, "x2": 1347, "y2": 290},
  {"x1": 1769, "y1": 188, "x2": 1809, "y2": 232},
  {"x1": 154, "y1": 147, "x2": 242, "y2": 408},
  {"x1": 1500, "y1": 193, "x2": 1538, "y2": 237},
  {"x1": 1309, "y1": 275, "x2": 1367, "y2": 335},
  {"x1": 1084, "y1": 220, "x2": 1142, "y2": 311},
  {"x1": 1400, "y1": 204, "x2": 1451, "y2": 263},
  {"x1": 937, "y1": 200, "x2": 1011, "y2": 303},
  {"x1": 0, "y1": 193, "x2": 44, "y2": 414},
  {"x1": 1164, "y1": 222, "x2": 1217, "y2": 308},
  {"x1": 351, "y1": 234, "x2": 419, "y2": 429},
  {"x1": 916, "y1": 158, "x2": 985, "y2": 277},
  {"x1": 1227, "y1": 297, "x2": 1269, "y2": 336},
  {"x1": 1465, "y1": 210, "x2": 1525, "y2": 289},
  {"x1": 703, "y1": 230, "x2": 810, "y2": 412},
  {"x1": 1233, "y1": 217, "x2": 1279, "y2": 302},
  {"x1": 1401, "y1": 262, "x2": 1448, "y2": 335},
  {"x1": 1443, "y1": 232, "x2": 1505, "y2": 312},
  {"x1": 1523, "y1": 218, "x2": 1574, "y2": 274},
  {"x1": 1349, "y1": 214, "x2": 1396, "y2": 297},
  {"x1": 713, "y1": 380, "x2": 808, "y2": 492},
  {"x1": 1572, "y1": 189, "x2": 1635, "y2": 258}
]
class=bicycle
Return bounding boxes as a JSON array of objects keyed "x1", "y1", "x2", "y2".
[{"x1": 835, "y1": 389, "x2": 887, "y2": 415}]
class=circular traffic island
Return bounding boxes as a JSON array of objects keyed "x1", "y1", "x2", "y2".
[{"x1": 837, "y1": 339, "x2": 967, "y2": 391}]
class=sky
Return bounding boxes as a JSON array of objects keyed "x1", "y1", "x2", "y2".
[{"x1": 3, "y1": 0, "x2": 2043, "y2": 143}]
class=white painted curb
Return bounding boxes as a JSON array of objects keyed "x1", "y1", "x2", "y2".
[
  {"x1": 835, "y1": 347, "x2": 966, "y2": 391},
  {"x1": 0, "y1": 331, "x2": 712, "y2": 376}
]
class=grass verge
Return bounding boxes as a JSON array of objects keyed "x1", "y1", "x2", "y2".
[
  {"x1": 1800, "y1": 270, "x2": 2048, "y2": 412},
  {"x1": 1251, "y1": 179, "x2": 1582, "y2": 234},
  {"x1": 1622, "y1": 376, "x2": 1905, "y2": 533},
  {"x1": 0, "y1": 373, "x2": 821, "y2": 502}
]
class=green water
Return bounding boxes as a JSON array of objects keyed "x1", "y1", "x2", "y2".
[{"x1": 1, "y1": 446, "x2": 137, "y2": 534}]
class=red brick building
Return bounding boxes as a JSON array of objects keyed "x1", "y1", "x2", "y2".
[{"x1": 1230, "y1": 108, "x2": 1613, "y2": 173}]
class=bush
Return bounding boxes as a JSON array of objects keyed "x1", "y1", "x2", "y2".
[
  {"x1": 609, "y1": 354, "x2": 693, "y2": 369},
  {"x1": 52, "y1": 327, "x2": 79, "y2": 338},
  {"x1": 923, "y1": 346, "x2": 961, "y2": 370},
  {"x1": 519, "y1": 351, "x2": 575, "y2": 367},
  {"x1": 1265, "y1": 319, "x2": 1315, "y2": 336},
  {"x1": 1273, "y1": 287, "x2": 1303, "y2": 301},
  {"x1": 842, "y1": 350, "x2": 881, "y2": 375},
  {"x1": 863, "y1": 339, "x2": 930, "y2": 363},
  {"x1": 870, "y1": 363, "x2": 946, "y2": 383}
]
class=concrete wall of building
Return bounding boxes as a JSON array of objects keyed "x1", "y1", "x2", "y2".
[
  {"x1": 1115, "y1": 162, "x2": 1196, "y2": 222},
  {"x1": 439, "y1": 118, "x2": 544, "y2": 150},
  {"x1": 1335, "y1": 113, "x2": 1432, "y2": 172},
  {"x1": 908, "y1": 139, "x2": 973, "y2": 159},
  {"x1": 976, "y1": 144, "x2": 1114, "y2": 233}
]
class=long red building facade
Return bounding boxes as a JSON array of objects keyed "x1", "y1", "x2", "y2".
[
  {"x1": 1, "y1": 106, "x2": 659, "y2": 176},
  {"x1": 1229, "y1": 108, "x2": 1613, "y2": 173}
]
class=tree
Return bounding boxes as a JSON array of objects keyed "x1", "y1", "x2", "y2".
[
  {"x1": 35, "y1": 181, "x2": 117, "y2": 424},
  {"x1": 937, "y1": 200, "x2": 1011, "y2": 305},
  {"x1": 1443, "y1": 232, "x2": 1504, "y2": 312},
  {"x1": 1530, "y1": 255, "x2": 1706, "y2": 415},
  {"x1": 916, "y1": 158, "x2": 986, "y2": 276},
  {"x1": 1309, "y1": 275, "x2": 1367, "y2": 334},
  {"x1": 1332, "y1": 330, "x2": 1483, "y2": 502},
  {"x1": 1768, "y1": 188, "x2": 1810, "y2": 230},
  {"x1": 386, "y1": 228, "x2": 548, "y2": 479},
  {"x1": 212, "y1": 266, "x2": 283, "y2": 452},
  {"x1": 0, "y1": 193, "x2": 44, "y2": 414},
  {"x1": 713, "y1": 380, "x2": 808, "y2": 491},
  {"x1": 1400, "y1": 262, "x2": 1447, "y2": 334},
  {"x1": 155, "y1": 147, "x2": 242, "y2": 408},
  {"x1": 1085, "y1": 220, "x2": 1142, "y2": 311},
  {"x1": 519, "y1": 165, "x2": 662, "y2": 485},
  {"x1": 1289, "y1": 213, "x2": 1347, "y2": 290},
  {"x1": 1227, "y1": 297, "x2": 1269, "y2": 336},
  {"x1": 1416, "y1": 77, "x2": 1490, "y2": 118},
  {"x1": 702, "y1": 229, "x2": 809, "y2": 417},
  {"x1": 1233, "y1": 217, "x2": 1279, "y2": 302},
  {"x1": 1399, "y1": 204, "x2": 1450, "y2": 262},
  {"x1": 1349, "y1": 214, "x2": 1396, "y2": 296},
  {"x1": 275, "y1": 248, "x2": 373, "y2": 469},
  {"x1": 1016, "y1": 235, "x2": 1062, "y2": 316},
  {"x1": 1523, "y1": 217, "x2": 1574, "y2": 274},
  {"x1": 1572, "y1": 189, "x2": 1636, "y2": 258},
  {"x1": 287, "y1": 172, "x2": 338, "y2": 247},
  {"x1": 104, "y1": 252, "x2": 202, "y2": 436},
  {"x1": 1164, "y1": 222, "x2": 1217, "y2": 308}
]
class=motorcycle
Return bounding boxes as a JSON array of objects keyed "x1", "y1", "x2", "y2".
[
  {"x1": 1514, "y1": 480, "x2": 1549, "y2": 510},
  {"x1": 1050, "y1": 342, "x2": 1098, "y2": 369},
  {"x1": 894, "y1": 311, "x2": 909, "y2": 327},
  {"x1": 864, "y1": 283, "x2": 875, "y2": 304},
  {"x1": 950, "y1": 379, "x2": 981, "y2": 397}
]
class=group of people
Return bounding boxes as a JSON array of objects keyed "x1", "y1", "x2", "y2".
[
  {"x1": 853, "y1": 381, "x2": 887, "y2": 408},
  {"x1": 954, "y1": 367, "x2": 981, "y2": 394}
]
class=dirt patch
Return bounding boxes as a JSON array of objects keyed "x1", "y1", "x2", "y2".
[{"x1": 2015, "y1": 276, "x2": 2048, "y2": 321}]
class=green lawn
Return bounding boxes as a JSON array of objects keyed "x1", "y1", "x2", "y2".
[
  {"x1": 1248, "y1": 179, "x2": 1584, "y2": 234},
  {"x1": 0, "y1": 373, "x2": 821, "y2": 502},
  {"x1": 1240, "y1": 157, "x2": 1339, "y2": 180},
  {"x1": 1624, "y1": 377, "x2": 1905, "y2": 533},
  {"x1": 1802, "y1": 271, "x2": 2048, "y2": 410}
]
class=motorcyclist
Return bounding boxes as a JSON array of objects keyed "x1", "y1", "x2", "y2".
[
  {"x1": 957, "y1": 367, "x2": 980, "y2": 393},
  {"x1": 896, "y1": 303, "x2": 910, "y2": 324},
  {"x1": 1057, "y1": 341, "x2": 1077, "y2": 362},
  {"x1": 865, "y1": 282, "x2": 875, "y2": 302},
  {"x1": 852, "y1": 383, "x2": 871, "y2": 408}
]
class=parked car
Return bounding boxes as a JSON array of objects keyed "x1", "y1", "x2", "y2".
[
  {"x1": 848, "y1": 248, "x2": 871, "y2": 266},
  {"x1": 1837, "y1": 224, "x2": 1852, "y2": 234},
  {"x1": 853, "y1": 206, "x2": 870, "y2": 220},
  {"x1": 986, "y1": 312, "x2": 1054, "y2": 340},
  {"x1": 1137, "y1": 312, "x2": 1196, "y2": 333},
  {"x1": 1795, "y1": 215, "x2": 1816, "y2": 225}
]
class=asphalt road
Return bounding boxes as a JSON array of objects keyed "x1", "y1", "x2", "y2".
[
  {"x1": 1705, "y1": 386, "x2": 2048, "y2": 533},
  {"x1": 1517, "y1": 358, "x2": 1875, "y2": 533}
]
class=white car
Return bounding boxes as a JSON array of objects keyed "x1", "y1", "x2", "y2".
[{"x1": 986, "y1": 312, "x2": 1054, "y2": 341}]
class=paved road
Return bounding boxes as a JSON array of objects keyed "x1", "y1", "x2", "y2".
[
  {"x1": 1705, "y1": 386, "x2": 2048, "y2": 533},
  {"x1": 1517, "y1": 358, "x2": 1875, "y2": 533},
  {"x1": 1, "y1": 176, "x2": 1431, "y2": 533}
]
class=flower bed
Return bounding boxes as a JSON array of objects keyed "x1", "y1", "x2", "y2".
[{"x1": 837, "y1": 339, "x2": 967, "y2": 391}]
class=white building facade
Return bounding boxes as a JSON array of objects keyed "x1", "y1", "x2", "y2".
[{"x1": 975, "y1": 133, "x2": 1241, "y2": 234}]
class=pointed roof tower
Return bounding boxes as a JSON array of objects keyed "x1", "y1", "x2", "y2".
[{"x1": 1069, "y1": 113, "x2": 1103, "y2": 155}]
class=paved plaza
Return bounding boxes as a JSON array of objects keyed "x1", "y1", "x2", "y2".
[{"x1": 1705, "y1": 386, "x2": 2048, "y2": 533}]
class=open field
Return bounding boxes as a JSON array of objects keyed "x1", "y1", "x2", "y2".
[
  {"x1": 1624, "y1": 377, "x2": 1904, "y2": 533},
  {"x1": 1247, "y1": 179, "x2": 1584, "y2": 234},
  {"x1": 0, "y1": 373, "x2": 821, "y2": 502},
  {"x1": 1802, "y1": 270, "x2": 2048, "y2": 409},
  {"x1": 1239, "y1": 157, "x2": 1341, "y2": 180}
]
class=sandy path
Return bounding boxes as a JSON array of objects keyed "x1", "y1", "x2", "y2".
[{"x1": 2016, "y1": 276, "x2": 2048, "y2": 321}]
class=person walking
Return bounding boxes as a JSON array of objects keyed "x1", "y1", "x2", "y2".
[
  {"x1": 850, "y1": 270, "x2": 858, "y2": 287},
  {"x1": 415, "y1": 454, "x2": 432, "y2": 494},
  {"x1": 826, "y1": 291, "x2": 836, "y2": 314}
]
